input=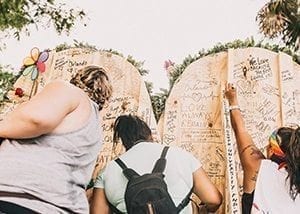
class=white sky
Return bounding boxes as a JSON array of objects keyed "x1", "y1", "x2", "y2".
[{"x1": 0, "y1": 0, "x2": 269, "y2": 92}]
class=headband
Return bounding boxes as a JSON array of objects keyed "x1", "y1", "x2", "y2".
[{"x1": 268, "y1": 130, "x2": 287, "y2": 169}]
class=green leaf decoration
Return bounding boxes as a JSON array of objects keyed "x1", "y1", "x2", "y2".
[
  {"x1": 22, "y1": 65, "x2": 35, "y2": 76},
  {"x1": 30, "y1": 67, "x2": 38, "y2": 80}
]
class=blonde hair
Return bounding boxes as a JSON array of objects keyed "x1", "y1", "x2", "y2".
[{"x1": 70, "y1": 66, "x2": 112, "y2": 110}]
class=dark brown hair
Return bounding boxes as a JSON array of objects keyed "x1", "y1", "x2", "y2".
[
  {"x1": 113, "y1": 115, "x2": 153, "y2": 151},
  {"x1": 275, "y1": 127, "x2": 300, "y2": 200},
  {"x1": 70, "y1": 65, "x2": 112, "y2": 110}
]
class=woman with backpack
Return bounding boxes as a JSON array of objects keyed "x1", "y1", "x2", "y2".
[{"x1": 90, "y1": 114, "x2": 222, "y2": 214}]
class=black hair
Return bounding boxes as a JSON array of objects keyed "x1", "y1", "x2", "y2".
[
  {"x1": 113, "y1": 114, "x2": 153, "y2": 151},
  {"x1": 276, "y1": 127, "x2": 300, "y2": 200}
]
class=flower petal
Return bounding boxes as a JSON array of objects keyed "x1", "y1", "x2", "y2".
[
  {"x1": 31, "y1": 67, "x2": 39, "y2": 80},
  {"x1": 31, "y1": 47, "x2": 40, "y2": 61},
  {"x1": 22, "y1": 65, "x2": 35, "y2": 76},
  {"x1": 37, "y1": 62, "x2": 46, "y2": 73},
  {"x1": 38, "y1": 51, "x2": 49, "y2": 63},
  {"x1": 23, "y1": 57, "x2": 35, "y2": 66}
]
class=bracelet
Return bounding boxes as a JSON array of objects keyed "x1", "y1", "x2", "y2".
[{"x1": 229, "y1": 105, "x2": 240, "y2": 111}]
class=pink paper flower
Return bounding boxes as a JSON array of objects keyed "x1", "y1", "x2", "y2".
[{"x1": 164, "y1": 59, "x2": 175, "y2": 71}]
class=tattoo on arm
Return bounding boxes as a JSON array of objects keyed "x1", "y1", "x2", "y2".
[
  {"x1": 240, "y1": 144, "x2": 265, "y2": 159},
  {"x1": 250, "y1": 147, "x2": 265, "y2": 159},
  {"x1": 251, "y1": 171, "x2": 259, "y2": 182},
  {"x1": 240, "y1": 144, "x2": 256, "y2": 155}
]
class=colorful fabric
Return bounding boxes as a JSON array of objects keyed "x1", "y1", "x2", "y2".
[{"x1": 268, "y1": 130, "x2": 287, "y2": 169}]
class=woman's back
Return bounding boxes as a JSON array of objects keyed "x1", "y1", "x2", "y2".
[
  {"x1": 96, "y1": 142, "x2": 201, "y2": 213},
  {"x1": 252, "y1": 160, "x2": 300, "y2": 213},
  {"x1": 0, "y1": 100, "x2": 101, "y2": 213}
]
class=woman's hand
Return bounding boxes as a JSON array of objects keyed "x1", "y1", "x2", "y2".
[
  {"x1": 224, "y1": 82, "x2": 263, "y2": 193},
  {"x1": 224, "y1": 83, "x2": 238, "y2": 106}
]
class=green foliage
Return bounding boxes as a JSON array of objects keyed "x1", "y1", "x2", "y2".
[
  {"x1": 126, "y1": 55, "x2": 149, "y2": 76},
  {"x1": 150, "y1": 88, "x2": 169, "y2": 121},
  {"x1": 54, "y1": 43, "x2": 149, "y2": 77},
  {"x1": 144, "y1": 81, "x2": 167, "y2": 121},
  {"x1": 256, "y1": 0, "x2": 300, "y2": 51},
  {"x1": 149, "y1": 38, "x2": 299, "y2": 121},
  {"x1": 0, "y1": 0, "x2": 86, "y2": 41},
  {"x1": 55, "y1": 40, "x2": 97, "y2": 52},
  {"x1": 169, "y1": 37, "x2": 299, "y2": 89},
  {"x1": 103, "y1": 49, "x2": 124, "y2": 58},
  {"x1": 104, "y1": 49, "x2": 149, "y2": 76},
  {"x1": 0, "y1": 65, "x2": 17, "y2": 102},
  {"x1": 145, "y1": 81, "x2": 154, "y2": 95}
]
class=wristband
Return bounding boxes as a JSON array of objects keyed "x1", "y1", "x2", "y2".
[{"x1": 229, "y1": 105, "x2": 240, "y2": 111}]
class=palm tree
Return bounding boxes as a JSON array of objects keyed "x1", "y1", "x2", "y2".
[{"x1": 256, "y1": 0, "x2": 300, "y2": 51}]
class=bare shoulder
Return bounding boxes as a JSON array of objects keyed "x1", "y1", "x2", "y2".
[
  {"x1": 43, "y1": 80, "x2": 76, "y2": 92},
  {"x1": 35, "y1": 80, "x2": 92, "y2": 133},
  {"x1": 40, "y1": 80, "x2": 85, "y2": 100},
  {"x1": 27, "y1": 80, "x2": 87, "y2": 116}
]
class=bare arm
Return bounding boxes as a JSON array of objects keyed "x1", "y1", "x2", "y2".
[
  {"x1": 0, "y1": 81, "x2": 79, "y2": 139},
  {"x1": 90, "y1": 188, "x2": 111, "y2": 214},
  {"x1": 224, "y1": 83, "x2": 265, "y2": 193},
  {"x1": 192, "y1": 167, "x2": 222, "y2": 212}
]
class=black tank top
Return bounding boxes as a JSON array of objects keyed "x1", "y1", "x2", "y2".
[{"x1": 242, "y1": 191, "x2": 254, "y2": 214}]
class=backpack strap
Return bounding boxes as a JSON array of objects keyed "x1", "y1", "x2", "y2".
[
  {"x1": 176, "y1": 188, "x2": 193, "y2": 212},
  {"x1": 152, "y1": 146, "x2": 170, "y2": 173},
  {"x1": 108, "y1": 201, "x2": 124, "y2": 214},
  {"x1": 115, "y1": 158, "x2": 139, "y2": 180},
  {"x1": 115, "y1": 158, "x2": 128, "y2": 170},
  {"x1": 152, "y1": 146, "x2": 192, "y2": 211}
]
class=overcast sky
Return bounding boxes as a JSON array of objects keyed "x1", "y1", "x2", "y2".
[{"x1": 0, "y1": 0, "x2": 269, "y2": 91}]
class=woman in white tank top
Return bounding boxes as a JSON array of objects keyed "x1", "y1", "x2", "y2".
[{"x1": 225, "y1": 83, "x2": 300, "y2": 214}]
